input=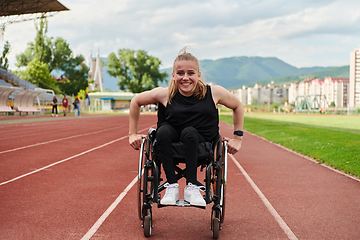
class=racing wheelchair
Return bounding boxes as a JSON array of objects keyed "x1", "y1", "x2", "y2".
[{"x1": 137, "y1": 107, "x2": 228, "y2": 239}]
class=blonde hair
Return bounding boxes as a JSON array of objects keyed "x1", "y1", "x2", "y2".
[{"x1": 167, "y1": 47, "x2": 207, "y2": 103}]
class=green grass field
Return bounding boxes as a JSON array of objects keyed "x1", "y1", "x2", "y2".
[{"x1": 220, "y1": 113, "x2": 360, "y2": 178}]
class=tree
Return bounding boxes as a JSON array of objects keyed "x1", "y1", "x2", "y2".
[
  {"x1": 107, "y1": 49, "x2": 168, "y2": 93},
  {"x1": 16, "y1": 18, "x2": 73, "y2": 72},
  {"x1": 16, "y1": 58, "x2": 58, "y2": 90},
  {"x1": 0, "y1": 41, "x2": 10, "y2": 70},
  {"x1": 16, "y1": 17, "x2": 52, "y2": 69},
  {"x1": 15, "y1": 17, "x2": 87, "y2": 95},
  {"x1": 57, "y1": 55, "x2": 89, "y2": 96}
]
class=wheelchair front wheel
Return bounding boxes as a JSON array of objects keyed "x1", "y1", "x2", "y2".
[
  {"x1": 211, "y1": 209, "x2": 221, "y2": 239},
  {"x1": 212, "y1": 218, "x2": 220, "y2": 239},
  {"x1": 143, "y1": 209, "x2": 152, "y2": 237}
]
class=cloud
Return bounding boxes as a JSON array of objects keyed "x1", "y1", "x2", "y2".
[{"x1": 1, "y1": 0, "x2": 360, "y2": 70}]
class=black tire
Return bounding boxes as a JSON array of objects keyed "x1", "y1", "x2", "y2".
[
  {"x1": 220, "y1": 141, "x2": 227, "y2": 223},
  {"x1": 138, "y1": 173, "x2": 143, "y2": 220},
  {"x1": 138, "y1": 140, "x2": 146, "y2": 220},
  {"x1": 213, "y1": 140, "x2": 223, "y2": 206},
  {"x1": 212, "y1": 217, "x2": 220, "y2": 239},
  {"x1": 144, "y1": 214, "x2": 152, "y2": 237},
  {"x1": 220, "y1": 180, "x2": 226, "y2": 223}
]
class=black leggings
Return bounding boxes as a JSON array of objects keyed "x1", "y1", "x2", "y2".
[
  {"x1": 52, "y1": 105, "x2": 58, "y2": 114},
  {"x1": 156, "y1": 123, "x2": 205, "y2": 185}
]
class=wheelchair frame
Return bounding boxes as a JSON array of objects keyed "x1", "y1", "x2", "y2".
[{"x1": 137, "y1": 127, "x2": 228, "y2": 239}]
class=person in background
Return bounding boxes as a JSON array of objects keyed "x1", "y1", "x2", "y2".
[
  {"x1": 129, "y1": 47, "x2": 244, "y2": 207},
  {"x1": 62, "y1": 95, "x2": 68, "y2": 117},
  {"x1": 74, "y1": 96, "x2": 81, "y2": 117},
  {"x1": 85, "y1": 91, "x2": 91, "y2": 107},
  {"x1": 52, "y1": 96, "x2": 58, "y2": 117}
]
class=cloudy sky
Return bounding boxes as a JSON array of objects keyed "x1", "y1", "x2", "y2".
[{"x1": 2, "y1": 0, "x2": 360, "y2": 70}]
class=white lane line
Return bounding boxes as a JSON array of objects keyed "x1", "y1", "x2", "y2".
[
  {"x1": 0, "y1": 136, "x2": 126, "y2": 186},
  {"x1": 0, "y1": 123, "x2": 88, "y2": 141},
  {"x1": 229, "y1": 154, "x2": 298, "y2": 240},
  {"x1": 0, "y1": 126, "x2": 151, "y2": 186},
  {"x1": 81, "y1": 175, "x2": 138, "y2": 240},
  {"x1": 0, "y1": 125, "x2": 124, "y2": 155}
]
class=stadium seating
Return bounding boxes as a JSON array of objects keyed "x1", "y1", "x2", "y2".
[
  {"x1": 16, "y1": 106, "x2": 41, "y2": 115},
  {"x1": 0, "y1": 106, "x2": 16, "y2": 116}
]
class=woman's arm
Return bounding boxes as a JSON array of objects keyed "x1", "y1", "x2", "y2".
[
  {"x1": 129, "y1": 87, "x2": 168, "y2": 150},
  {"x1": 211, "y1": 85, "x2": 244, "y2": 154}
]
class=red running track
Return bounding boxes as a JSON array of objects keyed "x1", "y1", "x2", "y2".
[{"x1": 0, "y1": 114, "x2": 359, "y2": 239}]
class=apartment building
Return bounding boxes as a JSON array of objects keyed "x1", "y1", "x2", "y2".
[
  {"x1": 289, "y1": 82, "x2": 298, "y2": 104},
  {"x1": 232, "y1": 82, "x2": 288, "y2": 106},
  {"x1": 349, "y1": 45, "x2": 360, "y2": 108},
  {"x1": 324, "y1": 77, "x2": 349, "y2": 108},
  {"x1": 288, "y1": 77, "x2": 348, "y2": 108}
]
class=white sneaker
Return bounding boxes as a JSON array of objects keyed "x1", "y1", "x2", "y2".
[
  {"x1": 184, "y1": 182, "x2": 206, "y2": 207},
  {"x1": 51, "y1": 114, "x2": 54, "y2": 117},
  {"x1": 160, "y1": 183, "x2": 179, "y2": 205}
]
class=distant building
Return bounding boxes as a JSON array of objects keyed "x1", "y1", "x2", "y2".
[
  {"x1": 88, "y1": 51, "x2": 104, "y2": 92},
  {"x1": 324, "y1": 77, "x2": 349, "y2": 108},
  {"x1": 287, "y1": 77, "x2": 349, "y2": 109},
  {"x1": 232, "y1": 81, "x2": 289, "y2": 106},
  {"x1": 232, "y1": 76, "x2": 348, "y2": 110},
  {"x1": 88, "y1": 91, "x2": 136, "y2": 111},
  {"x1": 232, "y1": 86, "x2": 248, "y2": 104},
  {"x1": 349, "y1": 45, "x2": 360, "y2": 108},
  {"x1": 289, "y1": 82, "x2": 298, "y2": 104}
]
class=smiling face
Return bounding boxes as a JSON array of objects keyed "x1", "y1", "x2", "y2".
[{"x1": 172, "y1": 60, "x2": 201, "y2": 97}]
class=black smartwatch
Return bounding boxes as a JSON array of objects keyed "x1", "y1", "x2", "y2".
[{"x1": 234, "y1": 130, "x2": 243, "y2": 136}]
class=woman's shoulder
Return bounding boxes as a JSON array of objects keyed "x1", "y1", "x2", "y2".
[
  {"x1": 153, "y1": 86, "x2": 168, "y2": 93},
  {"x1": 135, "y1": 87, "x2": 168, "y2": 106},
  {"x1": 210, "y1": 85, "x2": 230, "y2": 104},
  {"x1": 210, "y1": 85, "x2": 224, "y2": 97},
  {"x1": 149, "y1": 87, "x2": 168, "y2": 99},
  {"x1": 153, "y1": 87, "x2": 168, "y2": 106}
]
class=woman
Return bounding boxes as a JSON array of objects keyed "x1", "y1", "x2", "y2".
[
  {"x1": 74, "y1": 96, "x2": 81, "y2": 117},
  {"x1": 51, "y1": 96, "x2": 58, "y2": 117},
  {"x1": 129, "y1": 48, "x2": 244, "y2": 207},
  {"x1": 62, "y1": 95, "x2": 68, "y2": 117}
]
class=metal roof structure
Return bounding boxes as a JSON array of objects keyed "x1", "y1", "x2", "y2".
[
  {"x1": 0, "y1": 0, "x2": 69, "y2": 17},
  {"x1": 0, "y1": 0, "x2": 69, "y2": 34}
]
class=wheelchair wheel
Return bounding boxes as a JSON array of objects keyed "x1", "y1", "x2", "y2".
[
  {"x1": 211, "y1": 209, "x2": 221, "y2": 239},
  {"x1": 138, "y1": 139, "x2": 146, "y2": 220},
  {"x1": 212, "y1": 218, "x2": 220, "y2": 239},
  {"x1": 220, "y1": 141, "x2": 228, "y2": 223},
  {"x1": 143, "y1": 209, "x2": 152, "y2": 237},
  {"x1": 138, "y1": 139, "x2": 158, "y2": 219}
]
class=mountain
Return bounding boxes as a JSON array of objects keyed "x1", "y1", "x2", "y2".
[
  {"x1": 199, "y1": 56, "x2": 331, "y2": 88},
  {"x1": 160, "y1": 56, "x2": 348, "y2": 89},
  {"x1": 100, "y1": 56, "x2": 349, "y2": 91}
]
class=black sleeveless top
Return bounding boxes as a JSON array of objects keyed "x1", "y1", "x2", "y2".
[{"x1": 159, "y1": 85, "x2": 219, "y2": 142}]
